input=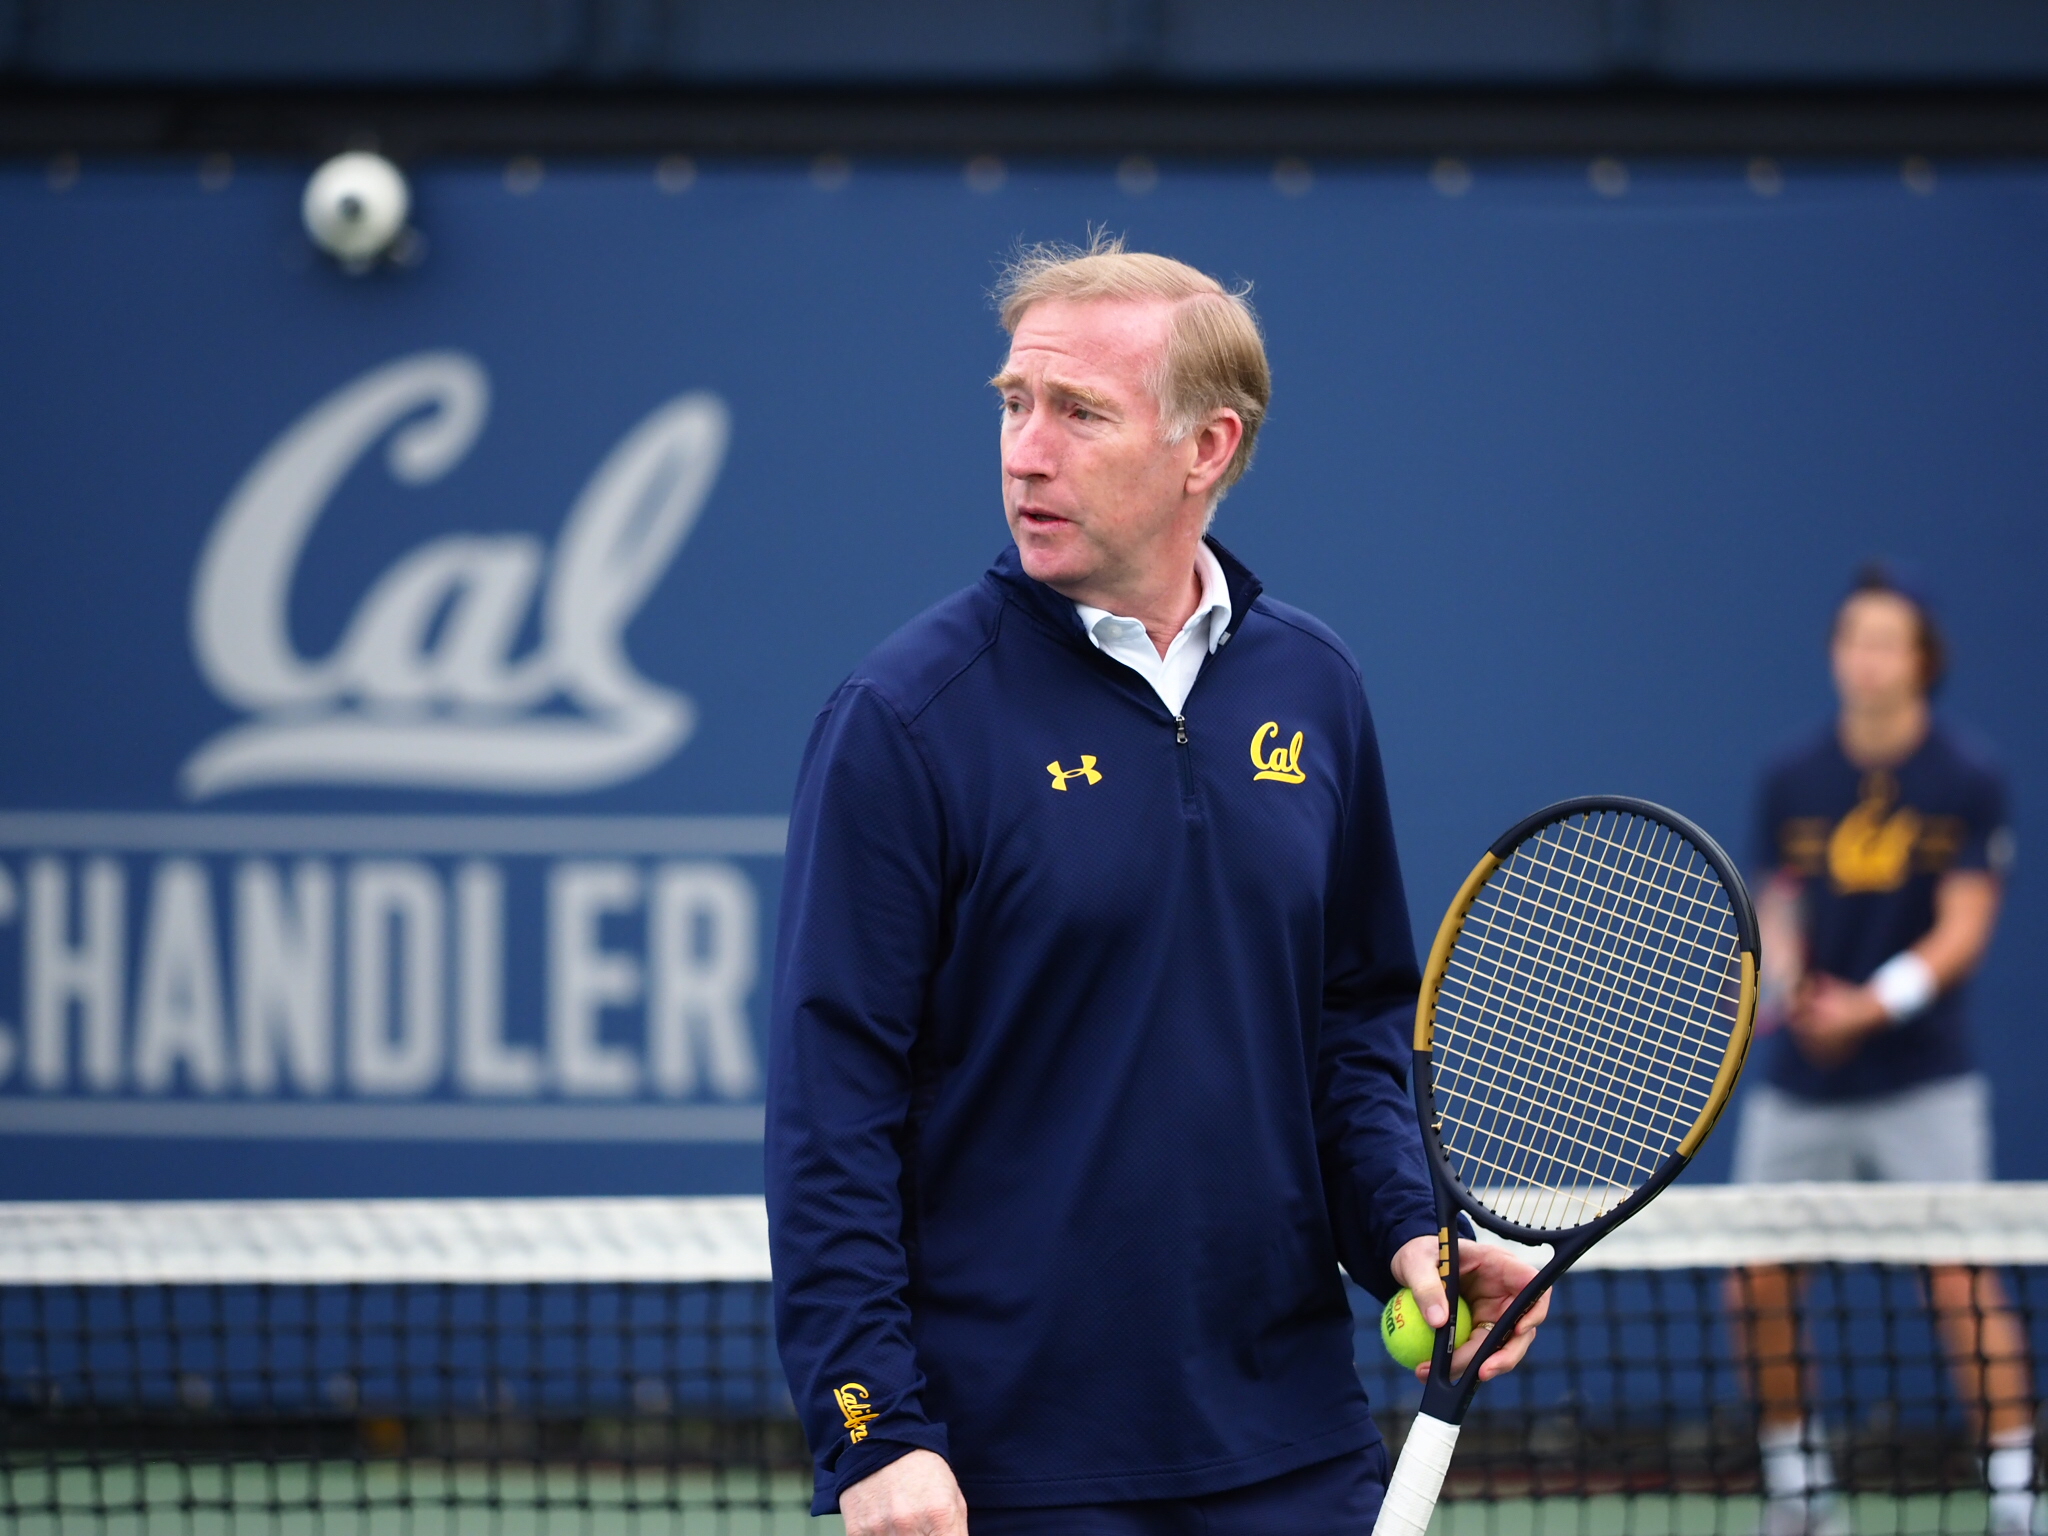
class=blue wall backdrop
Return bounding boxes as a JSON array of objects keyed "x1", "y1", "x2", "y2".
[{"x1": 2, "y1": 156, "x2": 2043, "y2": 1198}]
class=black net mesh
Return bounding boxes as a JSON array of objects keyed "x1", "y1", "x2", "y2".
[
  {"x1": 1357, "y1": 1260, "x2": 2045, "y2": 1535},
  {"x1": 2, "y1": 1279, "x2": 811, "y2": 1533},
  {"x1": 3, "y1": 1193, "x2": 2043, "y2": 1533}
]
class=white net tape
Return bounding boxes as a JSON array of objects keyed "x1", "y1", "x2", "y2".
[
  {"x1": 0, "y1": 1196, "x2": 771, "y2": 1286},
  {"x1": 1472, "y1": 1181, "x2": 2048, "y2": 1271},
  {"x1": 2, "y1": 1184, "x2": 2045, "y2": 1287}
]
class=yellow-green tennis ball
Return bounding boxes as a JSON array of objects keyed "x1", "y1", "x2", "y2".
[{"x1": 1380, "y1": 1288, "x2": 1473, "y2": 1370}]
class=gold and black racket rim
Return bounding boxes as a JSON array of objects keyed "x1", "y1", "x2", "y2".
[{"x1": 1414, "y1": 795, "x2": 1758, "y2": 1249}]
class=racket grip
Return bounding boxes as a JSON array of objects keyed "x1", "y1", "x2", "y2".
[{"x1": 1372, "y1": 1412, "x2": 1461, "y2": 1536}]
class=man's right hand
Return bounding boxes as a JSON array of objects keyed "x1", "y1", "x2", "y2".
[{"x1": 840, "y1": 1448, "x2": 968, "y2": 1536}]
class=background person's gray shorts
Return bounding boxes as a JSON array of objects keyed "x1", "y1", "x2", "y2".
[{"x1": 1730, "y1": 1072, "x2": 1993, "y2": 1184}]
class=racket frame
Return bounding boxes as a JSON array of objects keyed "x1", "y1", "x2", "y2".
[{"x1": 1406, "y1": 795, "x2": 1758, "y2": 1423}]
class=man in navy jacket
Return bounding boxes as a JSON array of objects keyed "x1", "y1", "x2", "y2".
[{"x1": 767, "y1": 239, "x2": 1545, "y2": 1535}]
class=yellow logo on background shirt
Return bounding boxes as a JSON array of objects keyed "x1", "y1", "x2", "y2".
[
  {"x1": 1250, "y1": 722, "x2": 1307, "y2": 785},
  {"x1": 1828, "y1": 772, "x2": 1921, "y2": 893},
  {"x1": 834, "y1": 1382, "x2": 878, "y2": 1444},
  {"x1": 1047, "y1": 756, "x2": 1102, "y2": 790}
]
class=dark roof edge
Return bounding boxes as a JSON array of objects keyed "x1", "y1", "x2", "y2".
[{"x1": 8, "y1": 83, "x2": 2048, "y2": 160}]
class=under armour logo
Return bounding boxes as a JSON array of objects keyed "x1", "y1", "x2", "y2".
[{"x1": 1047, "y1": 756, "x2": 1102, "y2": 790}]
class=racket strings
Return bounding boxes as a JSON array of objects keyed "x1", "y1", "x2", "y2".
[
  {"x1": 1454, "y1": 830, "x2": 1735, "y2": 1146},
  {"x1": 1430, "y1": 810, "x2": 1743, "y2": 1232},
  {"x1": 1436, "y1": 815, "x2": 1737, "y2": 1224},
  {"x1": 1440, "y1": 824, "x2": 1728, "y2": 1173},
  {"x1": 1456, "y1": 875, "x2": 1728, "y2": 1110},
  {"x1": 1477, "y1": 817, "x2": 1734, "y2": 1077},
  {"x1": 1436, "y1": 884, "x2": 1723, "y2": 1222},
  {"x1": 1445, "y1": 816, "x2": 1736, "y2": 1208}
]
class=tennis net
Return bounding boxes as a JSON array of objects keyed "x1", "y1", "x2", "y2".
[
  {"x1": 1363, "y1": 1182, "x2": 2048, "y2": 1535},
  {"x1": 3, "y1": 1184, "x2": 2045, "y2": 1533},
  {"x1": 0, "y1": 1198, "x2": 806, "y2": 1533}
]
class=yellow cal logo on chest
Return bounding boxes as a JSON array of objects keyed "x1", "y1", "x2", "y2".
[
  {"x1": 1250, "y1": 722, "x2": 1307, "y2": 784},
  {"x1": 1827, "y1": 772, "x2": 1921, "y2": 893}
]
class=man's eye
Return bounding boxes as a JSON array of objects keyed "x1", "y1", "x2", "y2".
[{"x1": 1071, "y1": 406, "x2": 1097, "y2": 422}]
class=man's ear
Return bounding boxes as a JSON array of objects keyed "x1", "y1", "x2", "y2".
[{"x1": 1182, "y1": 410, "x2": 1244, "y2": 500}]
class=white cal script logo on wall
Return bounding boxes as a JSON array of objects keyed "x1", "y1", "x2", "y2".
[{"x1": 183, "y1": 351, "x2": 729, "y2": 798}]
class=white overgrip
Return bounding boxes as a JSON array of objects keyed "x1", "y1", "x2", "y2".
[{"x1": 1372, "y1": 1412, "x2": 1461, "y2": 1536}]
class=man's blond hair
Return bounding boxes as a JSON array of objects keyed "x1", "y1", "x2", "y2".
[{"x1": 995, "y1": 234, "x2": 1270, "y2": 499}]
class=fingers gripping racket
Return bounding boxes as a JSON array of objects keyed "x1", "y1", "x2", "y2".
[{"x1": 1372, "y1": 797, "x2": 1759, "y2": 1536}]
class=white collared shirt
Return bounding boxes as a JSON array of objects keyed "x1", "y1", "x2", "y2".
[{"x1": 1074, "y1": 544, "x2": 1232, "y2": 717}]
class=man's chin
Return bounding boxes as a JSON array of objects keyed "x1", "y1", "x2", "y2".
[{"x1": 1012, "y1": 530, "x2": 1094, "y2": 590}]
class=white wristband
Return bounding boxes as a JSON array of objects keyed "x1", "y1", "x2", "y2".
[{"x1": 1869, "y1": 951, "x2": 1936, "y2": 1024}]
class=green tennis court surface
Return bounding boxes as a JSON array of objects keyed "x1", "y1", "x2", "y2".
[
  {"x1": 2, "y1": 1466, "x2": 2006, "y2": 1535},
  {"x1": 6, "y1": 1462, "x2": 840, "y2": 1534},
  {"x1": 1432, "y1": 1494, "x2": 1993, "y2": 1535}
]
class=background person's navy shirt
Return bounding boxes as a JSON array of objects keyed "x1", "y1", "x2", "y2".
[
  {"x1": 1754, "y1": 721, "x2": 2011, "y2": 1102},
  {"x1": 766, "y1": 541, "x2": 1438, "y2": 1513}
]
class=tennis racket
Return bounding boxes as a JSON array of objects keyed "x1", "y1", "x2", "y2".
[{"x1": 1372, "y1": 796, "x2": 1759, "y2": 1536}]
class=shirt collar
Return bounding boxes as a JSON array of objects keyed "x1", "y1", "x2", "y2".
[
  {"x1": 1073, "y1": 542, "x2": 1234, "y2": 656},
  {"x1": 983, "y1": 538, "x2": 1264, "y2": 653}
]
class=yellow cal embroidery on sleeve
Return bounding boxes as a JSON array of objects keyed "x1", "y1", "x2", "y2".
[
  {"x1": 834, "y1": 1382, "x2": 879, "y2": 1443},
  {"x1": 1249, "y1": 722, "x2": 1307, "y2": 785}
]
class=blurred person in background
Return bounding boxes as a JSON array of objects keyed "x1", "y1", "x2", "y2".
[{"x1": 1727, "y1": 563, "x2": 2030, "y2": 1536}]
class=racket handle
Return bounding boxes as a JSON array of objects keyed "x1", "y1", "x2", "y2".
[{"x1": 1372, "y1": 1412, "x2": 1461, "y2": 1536}]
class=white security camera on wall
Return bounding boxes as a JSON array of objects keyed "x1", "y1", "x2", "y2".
[{"x1": 301, "y1": 152, "x2": 412, "y2": 271}]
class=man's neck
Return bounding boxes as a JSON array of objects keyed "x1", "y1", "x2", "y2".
[
  {"x1": 1066, "y1": 540, "x2": 1208, "y2": 659},
  {"x1": 1132, "y1": 559, "x2": 1206, "y2": 659},
  {"x1": 1838, "y1": 696, "x2": 1930, "y2": 768}
]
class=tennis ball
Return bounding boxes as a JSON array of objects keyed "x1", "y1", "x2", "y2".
[{"x1": 1380, "y1": 1288, "x2": 1473, "y2": 1370}]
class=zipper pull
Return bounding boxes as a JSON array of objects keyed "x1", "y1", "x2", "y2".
[{"x1": 1173, "y1": 714, "x2": 1188, "y2": 745}]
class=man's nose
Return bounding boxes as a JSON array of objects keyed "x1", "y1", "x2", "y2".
[{"x1": 1002, "y1": 407, "x2": 1057, "y2": 480}]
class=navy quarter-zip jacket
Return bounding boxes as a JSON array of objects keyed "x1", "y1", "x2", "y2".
[{"x1": 767, "y1": 539, "x2": 1436, "y2": 1513}]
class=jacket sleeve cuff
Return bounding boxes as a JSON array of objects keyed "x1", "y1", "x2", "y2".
[{"x1": 820, "y1": 1426, "x2": 953, "y2": 1513}]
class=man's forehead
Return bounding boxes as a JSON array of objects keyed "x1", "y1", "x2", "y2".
[{"x1": 1003, "y1": 295, "x2": 1173, "y2": 382}]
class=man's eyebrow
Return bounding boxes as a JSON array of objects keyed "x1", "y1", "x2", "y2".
[{"x1": 986, "y1": 372, "x2": 1120, "y2": 415}]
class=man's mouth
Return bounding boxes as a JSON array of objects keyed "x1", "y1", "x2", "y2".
[{"x1": 1017, "y1": 507, "x2": 1069, "y2": 528}]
